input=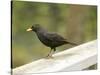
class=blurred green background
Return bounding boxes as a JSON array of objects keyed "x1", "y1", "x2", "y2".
[{"x1": 12, "y1": 1, "x2": 97, "y2": 68}]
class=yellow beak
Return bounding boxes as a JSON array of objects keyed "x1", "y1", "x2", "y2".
[{"x1": 26, "y1": 28, "x2": 32, "y2": 31}]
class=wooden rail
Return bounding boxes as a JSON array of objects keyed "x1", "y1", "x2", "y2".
[{"x1": 13, "y1": 40, "x2": 97, "y2": 75}]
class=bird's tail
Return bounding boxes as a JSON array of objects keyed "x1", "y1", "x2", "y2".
[{"x1": 66, "y1": 41, "x2": 77, "y2": 46}]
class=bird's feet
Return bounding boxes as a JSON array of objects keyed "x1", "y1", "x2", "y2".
[{"x1": 45, "y1": 54, "x2": 54, "y2": 59}]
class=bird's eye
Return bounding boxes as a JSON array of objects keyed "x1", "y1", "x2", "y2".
[{"x1": 31, "y1": 26, "x2": 34, "y2": 29}]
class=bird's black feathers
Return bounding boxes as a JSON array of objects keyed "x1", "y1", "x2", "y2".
[{"x1": 27, "y1": 24, "x2": 77, "y2": 57}]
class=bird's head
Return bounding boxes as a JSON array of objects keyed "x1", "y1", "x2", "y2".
[{"x1": 26, "y1": 24, "x2": 41, "y2": 32}]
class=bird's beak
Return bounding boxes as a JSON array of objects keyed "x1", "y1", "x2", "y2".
[{"x1": 26, "y1": 28, "x2": 32, "y2": 31}]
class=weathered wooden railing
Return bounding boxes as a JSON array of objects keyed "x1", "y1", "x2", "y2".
[{"x1": 13, "y1": 40, "x2": 97, "y2": 75}]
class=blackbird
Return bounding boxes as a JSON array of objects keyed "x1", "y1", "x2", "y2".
[{"x1": 27, "y1": 24, "x2": 77, "y2": 58}]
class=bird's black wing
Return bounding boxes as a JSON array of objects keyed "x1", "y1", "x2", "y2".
[
  {"x1": 45, "y1": 32, "x2": 78, "y2": 45},
  {"x1": 45, "y1": 32, "x2": 67, "y2": 42}
]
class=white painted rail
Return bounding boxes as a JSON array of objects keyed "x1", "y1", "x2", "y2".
[{"x1": 13, "y1": 40, "x2": 97, "y2": 75}]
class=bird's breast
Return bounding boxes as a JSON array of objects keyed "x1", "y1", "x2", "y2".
[{"x1": 36, "y1": 32, "x2": 52, "y2": 47}]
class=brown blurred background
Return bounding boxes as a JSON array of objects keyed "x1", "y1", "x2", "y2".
[{"x1": 12, "y1": 1, "x2": 97, "y2": 68}]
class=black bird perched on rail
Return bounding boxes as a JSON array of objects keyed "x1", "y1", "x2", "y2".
[{"x1": 27, "y1": 24, "x2": 77, "y2": 58}]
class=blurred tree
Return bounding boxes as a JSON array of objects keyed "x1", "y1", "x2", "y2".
[
  {"x1": 12, "y1": 1, "x2": 97, "y2": 68},
  {"x1": 66, "y1": 5, "x2": 97, "y2": 43}
]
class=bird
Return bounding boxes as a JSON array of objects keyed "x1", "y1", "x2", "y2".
[{"x1": 27, "y1": 24, "x2": 77, "y2": 58}]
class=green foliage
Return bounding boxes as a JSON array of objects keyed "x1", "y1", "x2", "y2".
[{"x1": 12, "y1": 1, "x2": 97, "y2": 68}]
